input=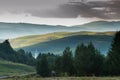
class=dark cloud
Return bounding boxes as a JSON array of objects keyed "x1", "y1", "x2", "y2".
[
  {"x1": 0, "y1": 0, "x2": 120, "y2": 19},
  {"x1": 49, "y1": 0, "x2": 120, "y2": 19},
  {"x1": 33, "y1": 0, "x2": 119, "y2": 19}
]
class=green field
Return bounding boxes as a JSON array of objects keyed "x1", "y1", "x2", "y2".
[
  {"x1": 0, "y1": 60, "x2": 35, "y2": 77},
  {"x1": 3, "y1": 77, "x2": 120, "y2": 80}
]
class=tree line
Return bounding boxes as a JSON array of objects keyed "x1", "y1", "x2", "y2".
[
  {"x1": 0, "y1": 40, "x2": 35, "y2": 66},
  {"x1": 36, "y1": 31, "x2": 120, "y2": 77}
]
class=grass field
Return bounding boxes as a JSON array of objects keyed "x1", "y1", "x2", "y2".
[
  {"x1": 0, "y1": 60, "x2": 35, "y2": 77},
  {"x1": 3, "y1": 77, "x2": 120, "y2": 80}
]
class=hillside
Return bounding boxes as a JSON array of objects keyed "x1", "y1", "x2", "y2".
[
  {"x1": 0, "y1": 22, "x2": 73, "y2": 39},
  {"x1": 82, "y1": 21, "x2": 120, "y2": 27},
  {"x1": 21, "y1": 35, "x2": 113, "y2": 55},
  {"x1": 0, "y1": 40, "x2": 35, "y2": 66},
  {"x1": 74, "y1": 21, "x2": 120, "y2": 31},
  {"x1": 0, "y1": 40, "x2": 35, "y2": 77},
  {"x1": 0, "y1": 60, "x2": 35, "y2": 77},
  {"x1": 10, "y1": 31, "x2": 115, "y2": 48},
  {"x1": 0, "y1": 21, "x2": 119, "y2": 39}
]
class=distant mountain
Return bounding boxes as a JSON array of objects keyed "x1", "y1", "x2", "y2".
[
  {"x1": 0, "y1": 21, "x2": 119, "y2": 39},
  {"x1": 20, "y1": 35, "x2": 113, "y2": 55},
  {"x1": 0, "y1": 22, "x2": 83, "y2": 39},
  {"x1": 73, "y1": 21, "x2": 120, "y2": 31},
  {"x1": 82, "y1": 21, "x2": 120, "y2": 27},
  {"x1": 10, "y1": 31, "x2": 115, "y2": 48}
]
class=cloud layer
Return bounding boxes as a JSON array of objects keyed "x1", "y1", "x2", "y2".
[
  {"x1": 48, "y1": 0, "x2": 120, "y2": 19},
  {"x1": 0, "y1": 0, "x2": 120, "y2": 19}
]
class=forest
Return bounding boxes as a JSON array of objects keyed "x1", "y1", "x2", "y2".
[
  {"x1": 36, "y1": 31, "x2": 120, "y2": 77},
  {"x1": 0, "y1": 31, "x2": 120, "y2": 78}
]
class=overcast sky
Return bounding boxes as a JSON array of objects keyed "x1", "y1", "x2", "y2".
[{"x1": 0, "y1": 0, "x2": 120, "y2": 26}]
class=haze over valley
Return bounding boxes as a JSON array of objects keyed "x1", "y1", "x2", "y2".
[{"x1": 0, "y1": 21, "x2": 119, "y2": 39}]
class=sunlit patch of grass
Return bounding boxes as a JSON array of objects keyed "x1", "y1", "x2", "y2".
[
  {"x1": 10, "y1": 31, "x2": 115, "y2": 48},
  {"x1": 10, "y1": 32, "x2": 72, "y2": 48}
]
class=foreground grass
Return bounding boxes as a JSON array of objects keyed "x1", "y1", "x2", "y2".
[
  {"x1": 0, "y1": 60, "x2": 35, "y2": 76},
  {"x1": 3, "y1": 77, "x2": 120, "y2": 80}
]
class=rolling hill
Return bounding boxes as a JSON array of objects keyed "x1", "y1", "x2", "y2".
[
  {"x1": 19, "y1": 35, "x2": 113, "y2": 55},
  {"x1": 10, "y1": 31, "x2": 115, "y2": 48},
  {"x1": 74, "y1": 21, "x2": 120, "y2": 31},
  {"x1": 0, "y1": 21, "x2": 119, "y2": 39},
  {"x1": 0, "y1": 22, "x2": 78, "y2": 39}
]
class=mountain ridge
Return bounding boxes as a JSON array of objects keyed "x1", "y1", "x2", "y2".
[
  {"x1": 0, "y1": 21, "x2": 119, "y2": 39},
  {"x1": 10, "y1": 31, "x2": 115, "y2": 48},
  {"x1": 21, "y1": 35, "x2": 113, "y2": 55}
]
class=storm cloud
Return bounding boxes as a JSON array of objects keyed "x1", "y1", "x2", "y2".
[
  {"x1": 45, "y1": 0, "x2": 120, "y2": 19},
  {"x1": 0, "y1": 0, "x2": 120, "y2": 19}
]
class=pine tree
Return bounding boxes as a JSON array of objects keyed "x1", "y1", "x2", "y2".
[
  {"x1": 61, "y1": 47, "x2": 74, "y2": 76},
  {"x1": 54, "y1": 56, "x2": 62, "y2": 75},
  {"x1": 87, "y1": 42, "x2": 104, "y2": 76},
  {"x1": 106, "y1": 31, "x2": 120, "y2": 75},
  {"x1": 74, "y1": 42, "x2": 104, "y2": 76},
  {"x1": 36, "y1": 54, "x2": 50, "y2": 77},
  {"x1": 74, "y1": 43, "x2": 88, "y2": 76}
]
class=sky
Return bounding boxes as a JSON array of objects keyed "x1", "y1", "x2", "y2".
[{"x1": 0, "y1": 0, "x2": 120, "y2": 26}]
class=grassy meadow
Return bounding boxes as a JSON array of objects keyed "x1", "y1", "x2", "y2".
[{"x1": 0, "y1": 60, "x2": 35, "y2": 77}]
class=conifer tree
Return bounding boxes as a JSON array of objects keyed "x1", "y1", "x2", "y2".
[
  {"x1": 74, "y1": 43, "x2": 87, "y2": 76},
  {"x1": 36, "y1": 54, "x2": 50, "y2": 77},
  {"x1": 61, "y1": 47, "x2": 73, "y2": 75},
  {"x1": 106, "y1": 31, "x2": 120, "y2": 75},
  {"x1": 74, "y1": 42, "x2": 104, "y2": 76},
  {"x1": 54, "y1": 56, "x2": 62, "y2": 75}
]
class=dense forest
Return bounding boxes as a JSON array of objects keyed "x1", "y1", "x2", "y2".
[
  {"x1": 36, "y1": 31, "x2": 120, "y2": 77},
  {"x1": 0, "y1": 31, "x2": 120, "y2": 77}
]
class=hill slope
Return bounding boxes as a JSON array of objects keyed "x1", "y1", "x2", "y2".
[
  {"x1": 0, "y1": 40, "x2": 35, "y2": 66},
  {"x1": 21, "y1": 35, "x2": 113, "y2": 55},
  {"x1": 0, "y1": 21, "x2": 119, "y2": 39},
  {"x1": 10, "y1": 31, "x2": 115, "y2": 48},
  {"x1": 0, "y1": 22, "x2": 75, "y2": 39},
  {"x1": 74, "y1": 21, "x2": 120, "y2": 31},
  {"x1": 0, "y1": 60, "x2": 35, "y2": 76}
]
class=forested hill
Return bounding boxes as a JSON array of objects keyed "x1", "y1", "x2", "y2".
[
  {"x1": 0, "y1": 40, "x2": 16, "y2": 56},
  {"x1": 0, "y1": 21, "x2": 119, "y2": 39},
  {"x1": 0, "y1": 40, "x2": 35, "y2": 66}
]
